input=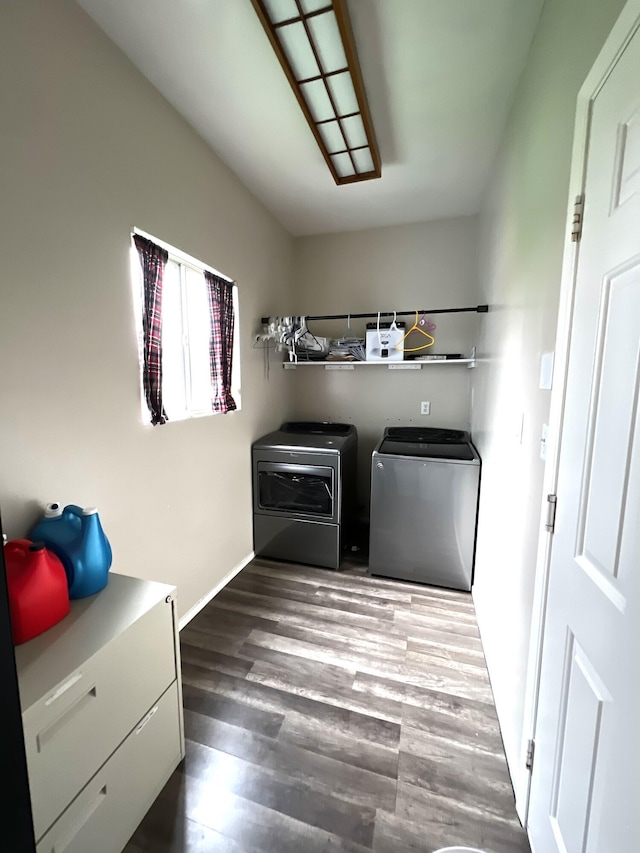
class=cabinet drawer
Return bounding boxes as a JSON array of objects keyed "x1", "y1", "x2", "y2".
[
  {"x1": 24, "y1": 595, "x2": 177, "y2": 841},
  {"x1": 36, "y1": 680, "x2": 182, "y2": 853}
]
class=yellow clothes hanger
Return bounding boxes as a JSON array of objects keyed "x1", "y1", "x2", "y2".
[{"x1": 396, "y1": 310, "x2": 435, "y2": 351}]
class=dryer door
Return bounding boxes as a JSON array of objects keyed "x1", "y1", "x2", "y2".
[{"x1": 256, "y1": 462, "x2": 336, "y2": 522}]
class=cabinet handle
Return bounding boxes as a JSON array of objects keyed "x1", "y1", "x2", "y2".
[
  {"x1": 135, "y1": 704, "x2": 158, "y2": 735},
  {"x1": 45, "y1": 671, "x2": 83, "y2": 706},
  {"x1": 37, "y1": 686, "x2": 97, "y2": 753},
  {"x1": 51, "y1": 785, "x2": 107, "y2": 853}
]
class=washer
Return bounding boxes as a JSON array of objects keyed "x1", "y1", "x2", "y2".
[
  {"x1": 252, "y1": 422, "x2": 357, "y2": 569},
  {"x1": 368, "y1": 427, "x2": 481, "y2": 591}
]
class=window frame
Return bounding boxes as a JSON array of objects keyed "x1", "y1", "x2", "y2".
[{"x1": 130, "y1": 228, "x2": 241, "y2": 425}]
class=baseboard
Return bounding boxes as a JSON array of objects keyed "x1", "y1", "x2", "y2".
[
  {"x1": 472, "y1": 581, "x2": 527, "y2": 825},
  {"x1": 178, "y1": 550, "x2": 255, "y2": 631}
]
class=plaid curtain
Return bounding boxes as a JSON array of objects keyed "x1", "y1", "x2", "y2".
[
  {"x1": 133, "y1": 235, "x2": 169, "y2": 425},
  {"x1": 205, "y1": 271, "x2": 237, "y2": 414}
]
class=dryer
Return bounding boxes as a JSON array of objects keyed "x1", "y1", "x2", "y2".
[{"x1": 252, "y1": 422, "x2": 357, "y2": 569}]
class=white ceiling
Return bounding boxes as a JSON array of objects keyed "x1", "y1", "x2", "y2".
[{"x1": 75, "y1": 0, "x2": 543, "y2": 237}]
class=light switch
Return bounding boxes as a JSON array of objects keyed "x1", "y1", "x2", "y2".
[{"x1": 540, "y1": 352, "x2": 555, "y2": 390}]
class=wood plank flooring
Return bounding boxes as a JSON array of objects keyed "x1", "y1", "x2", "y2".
[{"x1": 124, "y1": 557, "x2": 530, "y2": 853}]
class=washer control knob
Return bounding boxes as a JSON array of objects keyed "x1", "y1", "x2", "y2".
[{"x1": 376, "y1": 462, "x2": 384, "y2": 469}]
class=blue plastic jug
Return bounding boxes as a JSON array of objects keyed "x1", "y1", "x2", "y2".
[{"x1": 30, "y1": 503, "x2": 112, "y2": 599}]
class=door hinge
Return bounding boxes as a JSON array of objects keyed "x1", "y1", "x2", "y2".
[
  {"x1": 571, "y1": 194, "x2": 584, "y2": 242},
  {"x1": 526, "y1": 738, "x2": 535, "y2": 771},
  {"x1": 545, "y1": 493, "x2": 557, "y2": 533}
]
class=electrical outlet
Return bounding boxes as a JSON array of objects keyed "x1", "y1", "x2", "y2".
[{"x1": 420, "y1": 401, "x2": 431, "y2": 415}]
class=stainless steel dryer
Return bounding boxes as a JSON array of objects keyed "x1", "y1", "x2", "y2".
[
  {"x1": 368, "y1": 427, "x2": 480, "y2": 591},
  {"x1": 252, "y1": 422, "x2": 357, "y2": 569}
]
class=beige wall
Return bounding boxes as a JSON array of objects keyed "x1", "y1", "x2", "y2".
[
  {"x1": 0, "y1": 0, "x2": 293, "y2": 619},
  {"x1": 471, "y1": 0, "x2": 626, "y2": 804},
  {"x1": 292, "y1": 217, "x2": 481, "y2": 515}
]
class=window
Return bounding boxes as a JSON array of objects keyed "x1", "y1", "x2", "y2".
[{"x1": 130, "y1": 230, "x2": 240, "y2": 425}]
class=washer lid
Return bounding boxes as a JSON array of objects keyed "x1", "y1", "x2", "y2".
[
  {"x1": 378, "y1": 438, "x2": 477, "y2": 460},
  {"x1": 383, "y1": 426, "x2": 469, "y2": 444}
]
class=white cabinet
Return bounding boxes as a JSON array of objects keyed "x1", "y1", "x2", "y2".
[{"x1": 15, "y1": 572, "x2": 185, "y2": 852}]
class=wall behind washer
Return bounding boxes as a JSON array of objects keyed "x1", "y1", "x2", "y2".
[{"x1": 291, "y1": 217, "x2": 481, "y2": 517}]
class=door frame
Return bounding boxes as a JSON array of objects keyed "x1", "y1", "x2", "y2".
[{"x1": 518, "y1": 0, "x2": 640, "y2": 825}]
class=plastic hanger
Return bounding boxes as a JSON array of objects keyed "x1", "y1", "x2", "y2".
[
  {"x1": 374, "y1": 309, "x2": 391, "y2": 341},
  {"x1": 397, "y1": 310, "x2": 435, "y2": 351},
  {"x1": 338, "y1": 313, "x2": 357, "y2": 344},
  {"x1": 419, "y1": 311, "x2": 437, "y2": 332},
  {"x1": 379, "y1": 310, "x2": 400, "y2": 343}
]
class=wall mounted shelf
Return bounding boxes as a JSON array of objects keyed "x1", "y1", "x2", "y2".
[
  {"x1": 259, "y1": 308, "x2": 486, "y2": 369},
  {"x1": 284, "y1": 348, "x2": 477, "y2": 370}
]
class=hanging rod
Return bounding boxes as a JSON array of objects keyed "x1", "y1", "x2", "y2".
[{"x1": 260, "y1": 304, "x2": 489, "y2": 324}]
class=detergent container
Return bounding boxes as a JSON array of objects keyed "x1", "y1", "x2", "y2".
[
  {"x1": 4, "y1": 540, "x2": 70, "y2": 644},
  {"x1": 30, "y1": 503, "x2": 112, "y2": 598}
]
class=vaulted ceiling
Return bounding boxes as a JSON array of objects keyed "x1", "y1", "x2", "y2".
[{"x1": 76, "y1": 0, "x2": 543, "y2": 236}]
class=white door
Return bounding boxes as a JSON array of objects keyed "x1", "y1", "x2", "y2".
[{"x1": 528, "y1": 12, "x2": 640, "y2": 853}]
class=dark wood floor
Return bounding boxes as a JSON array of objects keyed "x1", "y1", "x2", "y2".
[{"x1": 124, "y1": 557, "x2": 530, "y2": 853}]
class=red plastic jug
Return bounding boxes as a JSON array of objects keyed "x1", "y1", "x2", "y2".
[{"x1": 4, "y1": 539, "x2": 70, "y2": 645}]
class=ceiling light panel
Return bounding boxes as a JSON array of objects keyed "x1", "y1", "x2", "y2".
[
  {"x1": 331, "y1": 152, "x2": 355, "y2": 178},
  {"x1": 300, "y1": 79, "x2": 334, "y2": 122},
  {"x1": 352, "y1": 148, "x2": 374, "y2": 174},
  {"x1": 341, "y1": 114, "x2": 367, "y2": 149},
  {"x1": 262, "y1": 0, "x2": 299, "y2": 24},
  {"x1": 278, "y1": 22, "x2": 319, "y2": 79},
  {"x1": 251, "y1": 0, "x2": 381, "y2": 185},
  {"x1": 299, "y1": 0, "x2": 329, "y2": 13},
  {"x1": 318, "y1": 120, "x2": 346, "y2": 154},
  {"x1": 326, "y1": 71, "x2": 357, "y2": 116},
  {"x1": 307, "y1": 12, "x2": 347, "y2": 74}
]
